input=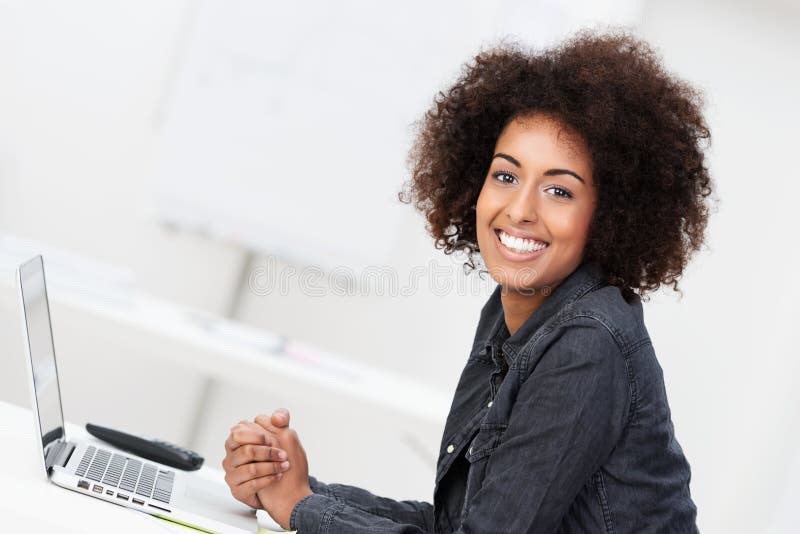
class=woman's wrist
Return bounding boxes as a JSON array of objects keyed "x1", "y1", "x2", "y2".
[{"x1": 269, "y1": 486, "x2": 313, "y2": 530}]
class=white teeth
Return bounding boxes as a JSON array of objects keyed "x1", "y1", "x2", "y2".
[{"x1": 498, "y1": 231, "x2": 548, "y2": 253}]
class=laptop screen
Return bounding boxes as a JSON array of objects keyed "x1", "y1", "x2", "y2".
[{"x1": 18, "y1": 256, "x2": 66, "y2": 459}]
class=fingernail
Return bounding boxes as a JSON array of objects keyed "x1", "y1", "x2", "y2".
[
  {"x1": 281, "y1": 461, "x2": 290, "y2": 470},
  {"x1": 278, "y1": 450, "x2": 287, "y2": 460}
]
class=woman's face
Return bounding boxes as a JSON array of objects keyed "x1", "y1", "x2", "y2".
[{"x1": 476, "y1": 113, "x2": 596, "y2": 294}]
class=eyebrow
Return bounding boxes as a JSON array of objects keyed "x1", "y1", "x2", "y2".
[{"x1": 492, "y1": 153, "x2": 586, "y2": 185}]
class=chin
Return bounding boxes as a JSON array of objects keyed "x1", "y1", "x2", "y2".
[
  {"x1": 501, "y1": 283, "x2": 545, "y2": 297},
  {"x1": 486, "y1": 266, "x2": 547, "y2": 295}
]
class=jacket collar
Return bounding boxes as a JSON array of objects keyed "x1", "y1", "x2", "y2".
[{"x1": 471, "y1": 260, "x2": 607, "y2": 364}]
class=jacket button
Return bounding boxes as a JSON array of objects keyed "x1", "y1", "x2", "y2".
[
  {"x1": 487, "y1": 401, "x2": 493, "y2": 408},
  {"x1": 446, "y1": 444, "x2": 455, "y2": 454},
  {"x1": 469, "y1": 447, "x2": 473, "y2": 455}
]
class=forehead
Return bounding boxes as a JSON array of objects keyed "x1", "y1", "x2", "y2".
[{"x1": 495, "y1": 113, "x2": 593, "y2": 173}]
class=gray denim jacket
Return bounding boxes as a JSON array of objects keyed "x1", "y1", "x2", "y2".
[{"x1": 290, "y1": 260, "x2": 698, "y2": 533}]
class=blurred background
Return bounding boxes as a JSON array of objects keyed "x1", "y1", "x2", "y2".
[{"x1": 0, "y1": 0, "x2": 798, "y2": 532}]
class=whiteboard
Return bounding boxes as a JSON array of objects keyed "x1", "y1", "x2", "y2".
[{"x1": 154, "y1": 0, "x2": 643, "y2": 271}]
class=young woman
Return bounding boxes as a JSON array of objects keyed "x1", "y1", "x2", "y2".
[{"x1": 222, "y1": 28, "x2": 712, "y2": 533}]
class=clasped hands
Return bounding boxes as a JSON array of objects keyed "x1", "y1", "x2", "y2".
[{"x1": 221, "y1": 409, "x2": 312, "y2": 530}]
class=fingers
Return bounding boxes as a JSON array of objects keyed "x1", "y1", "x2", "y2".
[
  {"x1": 255, "y1": 411, "x2": 290, "y2": 436},
  {"x1": 238, "y1": 493, "x2": 262, "y2": 510},
  {"x1": 228, "y1": 471, "x2": 285, "y2": 509},
  {"x1": 230, "y1": 471, "x2": 284, "y2": 505},
  {"x1": 227, "y1": 421, "x2": 276, "y2": 452},
  {"x1": 223, "y1": 413, "x2": 294, "y2": 511},
  {"x1": 271, "y1": 408, "x2": 290, "y2": 428},
  {"x1": 254, "y1": 408, "x2": 290, "y2": 433},
  {"x1": 223, "y1": 443, "x2": 288, "y2": 470},
  {"x1": 225, "y1": 436, "x2": 242, "y2": 453},
  {"x1": 253, "y1": 414, "x2": 274, "y2": 433},
  {"x1": 224, "y1": 458, "x2": 291, "y2": 486}
]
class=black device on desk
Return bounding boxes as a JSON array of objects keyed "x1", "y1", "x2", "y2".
[{"x1": 86, "y1": 423, "x2": 204, "y2": 471}]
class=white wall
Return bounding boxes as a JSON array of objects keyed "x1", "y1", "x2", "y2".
[
  {"x1": 1, "y1": 0, "x2": 798, "y2": 531},
  {"x1": 636, "y1": 2, "x2": 800, "y2": 532},
  {"x1": 0, "y1": 0, "x2": 246, "y2": 314}
]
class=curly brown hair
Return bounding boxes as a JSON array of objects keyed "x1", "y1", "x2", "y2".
[{"x1": 400, "y1": 27, "x2": 715, "y2": 299}]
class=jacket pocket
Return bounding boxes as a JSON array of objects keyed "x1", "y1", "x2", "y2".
[{"x1": 461, "y1": 423, "x2": 507, "y2": 523}]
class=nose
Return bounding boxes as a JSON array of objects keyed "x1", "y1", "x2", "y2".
[{"x1": 506, "y1": 185, "x2": 539, "y2": 224}]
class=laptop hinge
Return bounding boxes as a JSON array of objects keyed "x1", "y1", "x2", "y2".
[{"x1": 45, "y1": 440, "x2": 76, "y2": 471}]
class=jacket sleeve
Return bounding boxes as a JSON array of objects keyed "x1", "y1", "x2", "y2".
[
  {"x1": 456, "y1": 318, "x2": 631, "y2": 533},
  {"x1": 291, "y1": 318, "x2": 629, "y2": 533},
  {"x1": 290, "y1": 476, "x2": 434, "y2": 532}
]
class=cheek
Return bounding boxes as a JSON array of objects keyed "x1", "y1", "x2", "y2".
[
  {"x1": 552, "y1": 206, "x2": 594, "y2": 245},
  {"x1": 475, "y1": 182, "x2": 490, "y2": 214},
  {"x1": 475, "y1": 185, "x2": 494, "y2": 231},
  {"x1": 575, "y1": 213, "x2": 594, "y2": 242}
]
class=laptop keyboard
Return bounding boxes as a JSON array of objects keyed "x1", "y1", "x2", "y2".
[{"x1": 75, "y1": 445, "x2": 175, "y2": 503}]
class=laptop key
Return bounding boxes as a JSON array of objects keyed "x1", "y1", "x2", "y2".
[
  {"x1": 152, "y1": 491, "x2": 171, "y2": 503},
  {"x1": 74, "y1": 446, "x2": 96, "y2": 477},
  {"x1": 135, "y1": 464, "x2": 157, "y2": 498},
  {"x1": 119, "y1": 459, "x2": 142, "y2": 493},
  {"x1": 152, "y1": 470, "x2": 174, "y2": 503},
  {"x1": 86, "y1": 449, "x2": 111, "y2": 482},
  {"x1": 102, "y1": 454, "x2": 126, "y2": 487}
]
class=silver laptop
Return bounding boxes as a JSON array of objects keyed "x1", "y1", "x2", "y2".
[{"x1": 16, "y1": 255, "x2": 259, "y2": 534}]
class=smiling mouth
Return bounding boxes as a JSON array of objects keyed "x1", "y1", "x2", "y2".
[{"x1": 494, "y1": 229, "x2": 549, "y2": 254}]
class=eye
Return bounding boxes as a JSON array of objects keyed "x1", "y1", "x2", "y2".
[
  {"x1": 491, "y1": 171, "x2": 518, "y2": 185},
  {"x1": 545, "y1": 185, "x2": 573, "y2": 199}
]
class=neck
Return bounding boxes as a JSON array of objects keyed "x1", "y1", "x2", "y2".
[{"x1": 500, "y1": 287, "x2": 550, "y2": 336}]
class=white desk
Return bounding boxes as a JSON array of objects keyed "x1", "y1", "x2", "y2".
[{"x1": 0, "y1": 400, "x2": 281, "y2": 533}]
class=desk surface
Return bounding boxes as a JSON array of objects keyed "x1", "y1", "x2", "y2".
[{"x1": 0, "y1": 400, "x2": 281, "y2": 533}]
